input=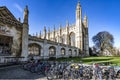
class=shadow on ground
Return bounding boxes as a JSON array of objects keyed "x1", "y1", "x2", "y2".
[
  {"x1": 82, "y1": 58, "x2": 113, "y2": 62},
  {"x1": 0, "y1": 65, "x2": 46, "y2": 79}
]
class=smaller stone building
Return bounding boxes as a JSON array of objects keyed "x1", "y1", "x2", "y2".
[{"x1": 0, "y1": 6, "x2": 24, "y2": 63}]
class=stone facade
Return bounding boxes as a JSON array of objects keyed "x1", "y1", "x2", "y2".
[
  {"x1": 28, "y1": 37, "x2": 79, "y2": 60},
  {"x1": 0, "y1": 6, "x2": 23, "y2": 63},
  {"x1": 0, "y1": 1, "x2": 89, "y2": 63},
  {"x1": 38, "y1": 2, "x2": 89, "y2": 56}
]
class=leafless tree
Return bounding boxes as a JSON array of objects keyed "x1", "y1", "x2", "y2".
[{"x1": 92, "y1": 31, "x2": 114, "y2": 55}]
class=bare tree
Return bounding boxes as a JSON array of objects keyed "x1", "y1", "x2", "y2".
[{"x1": 92, "y1": 31, "x2": 114, "y2": 55}]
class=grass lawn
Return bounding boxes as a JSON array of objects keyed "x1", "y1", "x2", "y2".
[{"x1": 53, "y1": 56, "x2": 120, "y2": 66}]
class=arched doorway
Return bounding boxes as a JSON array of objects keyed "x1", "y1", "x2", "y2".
[
  {"x1": 0, "y1": 35, "x2": 12, "y2": 56},
  {"x1": 28, "y1": 43, "x2": 41, "y2": 56},
  {"x1": 61, "y1": 48, "x2": 65, "y2": 55},
  {"x1": 49, "y1": 46, "x2": 56, "y2": 57},
  {"x1": 69, "y1": 32, "x2": 75, "y2": 46},
  {"x1": 74, "y1": 50, "x2": 77, "y2": 56},
  {"x1": 69, "y1": 49, "x2": 72, "y2": 56}
]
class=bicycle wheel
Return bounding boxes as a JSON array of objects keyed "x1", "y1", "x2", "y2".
[
  {"x1": 46, "y1": 70, "x2": 56, "y2": 80},
  {"x1": 46, "y1": 71, "x2": 52, "y2": 80},
  {"x1": 62, "y1": 69, "x2": 69, "y2": 79}
]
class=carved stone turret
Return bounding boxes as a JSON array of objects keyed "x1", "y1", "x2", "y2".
[
  {"x1": 21, "y1": 5, "x2": 29, "y2": 61},
  {"x1": 76, "y1": 1, "x2": 81, "y2": 22},
  {"x1": 48, "y1": 27, "x2": 50, "y2": 40},
  {"x1": 83, "y1": 14, "x2": 88, "y2": 28},
  {"x1": 59, "y1": 24, "x2": 62, "y2": 35},
  {"x1": 76, "y1": 1, "x2": 83, "y2": 52},
  {"x1": 23, "y1": 5, "x2": 29, "y2": 25},
  {"x1": 66, "y1": 21, "x2": 69, "y2": 45},
  {"x1": 18, "y1": 17, "x2": 21, "y2": 22},
  {"x1": 66, "y1": 20, "x2": 69, "y2": 27},
  {"x1": 48, "y1": 27, "x2": 50, "y2": 33},
  {"x1": 39, "y1": 31, "x2": 41, "y2": 38},
  {"x1": 53, "y1": 25, "x2": 56, "y2": 41},
  {"x1": 54, "y1": 25, "x2": 55, "y2": 32},
  {"x1": 44, "y1": 26, "x2": 46, "y2": 39},
  {"x1": 83, "y1": 14, "x2": 89, "y2": 56}
]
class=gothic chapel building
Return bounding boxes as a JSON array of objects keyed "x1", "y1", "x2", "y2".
[{"x1": 0, "y1": 2, "x2": 89, "y2": 63}]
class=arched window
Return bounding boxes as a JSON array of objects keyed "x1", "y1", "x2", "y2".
[
  {"x1": 49, "y1": 46, "x2": 56, "y2": 56},
  {"x1": 59, "y1": 36, "x2": 63, "y2": 43},
  {"x1": 61, "y1": 48, "x2": 65, "y2": 55},
  {"x1": 55, "y1": 37, "x2": 57, "y2": 42},
  {"x1": 62, "y1": 34, "x2": 66, "y2": 44},
  {"x1": 28, "y1": 43, "x2": 41, "y2": 56},
  {"x1": 69, "y1": 32, "x2": 75, "y2": 46},
  {"x1": 74, "y1": 50, "x2": 77, "y2": 55},
  {"x1": 69, "y1": 49, "x2": 72, "y2": 56}
]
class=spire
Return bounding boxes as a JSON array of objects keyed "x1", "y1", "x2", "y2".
[
  {"x1": 44, "y1": 26, "x2": 46, "y2": 39},
  {"x1": 59, "y1": 24, "x2": 62, "y2": 36},
  {"x1": 48, "y1": 27, "x2": 50, "y2": 40},
  {"x1": 84, "y1": 13, "x2": 87, "y2": 20},
  {"x1": 54, "y1": 25, "x2": 55, "y2": 31},
  {"x1": 83, "y1": 13, "x2": 88, "y2": 28},
  {"x1": 76, "y1": 0, "x2": 82, "y2": 19},
  {"x1": 39, "y1": 31, "x2": 41, "y2": 38},
  {"x1": 59, "y1": 24, "x2": 62, "y2": 30},
  {"x1": 23, "y1": 5, "x2": 29, "y2": 24},
  {"x1": 44, "y1": 26, "x2": 46, "y2": 31},
  {"x1": 66, "y1": 20, "x2": 69, "y2": 27},
  {"x1": 53, "y1": 25, "x2": 55, "y2": 40},
  {"x1": 76, "y1": 0, "x2": 82, "y2": 26},
  {"x1": 48, "y1": 27, "x2": 50, "y2": 33},
  {"x1": 18, "y1": 17, "x2": 21, "y2": 22},
  {"x1": 76, "y1": 0, "x2": 81, "y2": 10}
]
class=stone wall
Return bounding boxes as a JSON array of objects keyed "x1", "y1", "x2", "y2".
[{"x1": 28, "y1": 36, "x2": 79, "y2": 59}]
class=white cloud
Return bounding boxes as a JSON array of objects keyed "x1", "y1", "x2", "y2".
[{"x1": 14, "y1": 3, "x2": 23, "y2": 13}]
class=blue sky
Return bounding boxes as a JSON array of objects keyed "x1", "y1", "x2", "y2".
[{"x1": 0, "y1": 0, "x2": 120, "y2": 48}]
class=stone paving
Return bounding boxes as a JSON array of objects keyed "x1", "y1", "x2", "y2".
[
  {"x1": 0, "y1": 65, "x2": 47, "y2": 79},
  {"x1": 0, "y1": 65, "x2": 120, "y2": 80}
]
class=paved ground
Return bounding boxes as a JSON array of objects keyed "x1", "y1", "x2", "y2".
[
  {"x1": 0, "y1": 65, "x2": 120, "y2": 80},
  {"x1": 0, "y1": 65, "x2": 47, "y2": 79}
]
